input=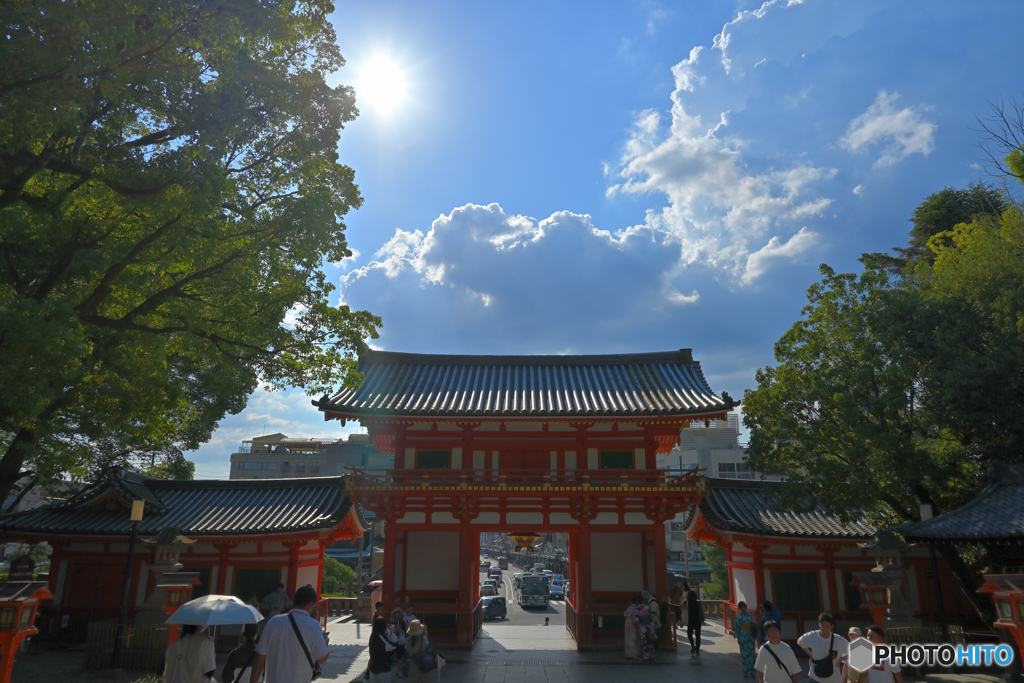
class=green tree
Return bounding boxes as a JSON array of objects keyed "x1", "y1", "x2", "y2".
[
  {"x1": 863, "y1": 183, "x2": 1006, "y2": 273},
  {"x1": 0, "y1": 0, "x2": 380, "y2": 500},
  {"x1": 700, "y1": 543, "x2": 729, "y2": 600},
  {"x1": 742, "y1": 260, "x2": 1000, "y2": 618},
  {"x1": 322, "y1": 556, "x2": 356, "y2": 595}
]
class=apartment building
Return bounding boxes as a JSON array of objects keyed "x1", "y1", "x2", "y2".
[{"x1": 229, "y1": 433, "x2": 393, "y2": 479}]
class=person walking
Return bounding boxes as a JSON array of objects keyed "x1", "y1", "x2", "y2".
[
  {"x1": 798, "y1": 613, "x2": 849, "y2": 683},
  {"x1": 405, "y1": 620, "x2": 429, "y2": 683},
  {"x1": 669, "y1": 583, "x2": 684, "y2": 624},
  {"x1": 388, "y1": 607, "x2": 407, "y2": 678},
  {"x1": 843, "y1": 628, "x2": 863, "y2": 683},
  {"x1": 368, "y1": 615, "x2": 403, "y2": 683},
  {"x1": 223, "y1": 624, "x2": 260, "y2": 683},
  {"x1": 757, "y1": 600, "x2": 781, "y2": 647},
  {"x1": 162, "y1": 624, "x2": 216, "y2": 683},
  {"x1": 733, "y1": 601, "x2": 759, "y2": 677},
  {"x1": 857, "y1": 625, "x2": 902, "y2": 683},
  {"x1": 683, "y1": 581, "x2": 702, "y2": 656},
  {"x1": 755, "y1": 620, "x2": 801, "y2": 683},
  {"x1": 262, "y1": 583, "x2": 293, "y2": 618},
  {"x1": 642, "y1": 590, "x2": 661, "y2": 651},
  {"x1": 248, "y1": 585, "x2": 329, "y2": 683}
]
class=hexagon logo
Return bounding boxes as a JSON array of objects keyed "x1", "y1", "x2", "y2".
[{"x1": 848, "y1": 638, "x2": 875, "y2": 672}]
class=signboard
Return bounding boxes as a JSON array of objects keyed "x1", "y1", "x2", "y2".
[{"x1": 9, "y1": 556, "x2": 34, "y2": 581}]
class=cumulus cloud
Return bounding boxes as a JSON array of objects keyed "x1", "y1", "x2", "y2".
[
  {"x1": 741, "y1": 227, "x2": 819, "y2": 285},
  {"x1": 840, "y1": 91, "x2": 936, "y2": 167}
]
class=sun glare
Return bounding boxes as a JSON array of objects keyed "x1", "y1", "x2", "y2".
[{"x1": 358, "y1": 57, "x2": 407, "y2": 114}]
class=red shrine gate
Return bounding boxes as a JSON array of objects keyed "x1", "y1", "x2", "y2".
[{"x1": 317, "y1": 349, "x2": 734, "y2": 649}]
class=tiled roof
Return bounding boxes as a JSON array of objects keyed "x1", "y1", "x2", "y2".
[
  {"x1": 316, "y1": 349, "x2": 734, "y2": 419},
  {"x1": 901, "y1": 464, "x2": 1024, "y2": 543},
  {"x1": 0, "y1": 468, "x2": 353, "y2": 538},
  {"x1": 687, "y1": 479, "x2": 876, "y2": 540}
]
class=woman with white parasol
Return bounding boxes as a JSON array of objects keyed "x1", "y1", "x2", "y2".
[{"x1": 161, "y1": 595, "x2": 263, "y2": 683}]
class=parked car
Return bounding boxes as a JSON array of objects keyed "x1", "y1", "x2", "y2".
[
  {"x1": 480, "y1": 584, "x2": 497, "y2": 596},
  {"x1": 548, "y1": 584, "x2": 564, "y2": 600},
  {"x1": 482, "y1": 595, "x2": 507, "y2": 620}
]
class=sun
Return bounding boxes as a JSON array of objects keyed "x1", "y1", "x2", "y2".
[{"x1": 357, "y1": 57, "x2": 407, "y2": 114}]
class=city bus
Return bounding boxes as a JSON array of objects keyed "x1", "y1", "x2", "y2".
[
  {"x1": 518, "y1": 573, "x2": 550, "y2": 608},
  {"x1": 497, "y1": 556, "x2": 509, "y2": 570}
]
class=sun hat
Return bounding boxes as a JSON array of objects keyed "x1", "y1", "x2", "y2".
[
  {"x1": 408, "y1": 620, "x2": 425, "y2": 636},
  {"x1": 848, "y1": 627, "x2": 862, "y2": 636}
]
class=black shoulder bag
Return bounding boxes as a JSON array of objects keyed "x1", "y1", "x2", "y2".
[
  {"x1": 288, "y1": 613, "x2": 323, "y2": 681},
  {"x1": 812, "y1": 632, "x2": 836, "y2": 679},
  {"x1": 765, "y1": 644, "x2": 793, "y2": 678}
]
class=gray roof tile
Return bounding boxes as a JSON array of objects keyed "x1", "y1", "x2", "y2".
[
  {"x1": 317, "y1": 349, "x2": 734, "y2": 418},
  {"x1": 689, "y1": 478, "x2": 876, "y2": 540},
  {"x1": 901, "y1": 463, "x2": 1024, "y2": 543},
  {"x1": 0, "y1": 468, "x2": 352, "y2": 538}
]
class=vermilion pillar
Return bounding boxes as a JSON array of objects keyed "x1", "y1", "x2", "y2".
[
  {"x1": 382, "y1": 522, "x2": 399, "y2": 607},
  {"x1": 456, "y1": 523, "x2": 477, "y2": 644},
  {"x1": 575, "y1": 523, "x2": 593, "y2": 648}
]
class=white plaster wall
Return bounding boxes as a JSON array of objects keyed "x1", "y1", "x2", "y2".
[
  {"x1": 593, "y1": 512, "x2": 618, "y2": 525},
  {"x1": 471, "y1": 512, "x2": 500, "y2": 524},
  {"x1": 550, "y1": 452, "x2": 557, "y2": 469},
  {"x1": 473, "y1": 451, "x2": 485, "y2": 469},
  {"x1": 732, "y1": 568, "x2": 755, "y2": 606},
  {"x1": 795, "y1": 546, "x2": 822, "y2": 557},
  {"x1": 565, "y1": 451, "x2": 577, "y2": 469},
  {"x1": 634, "y1": 448, "x2": 645, "y2": 469},
  {"x1": 236, "y1": 543, "x2": 257, "y2": 554},
  {"x1": 507, "y1": 512, "x2": 544, "y2": 525},
  {"x1": 452, "y1": 448, "x2": 462, "y2": 468},
  {"x1": 492, "y1": 452, "x2": 499, "y2": 469},
  {"x1": 405, "y1": 447, "x2": 415, "y2": 469},
  {"x1": 548, "y1": 513, "x2": 578, "y2": 525},
  {"x1": 431, "y1": 512, "x2": 459, "y2": 524},
  {"x1": 210, "y1": 567, "x2": 219, "y2": 593},
  {"x1": 549, "y1": 423, "x2": 574, "y2": 432},
  {"x1": 397, "y1": 512, "x2": 426, "y2": 524},
  {"x1": 820, "y1": 569, "x2": 831, "y2": 610},
  {"x1": 587, "y1": 448, "x2": 598, "y2": 469},
  {"x1": 296, "y1": 565, "x2": 319, "y2": 591},
  {"x1": 623, "y1": 513, "x2": 652, "y2": 525},
  {"x1": 264, "y1": 542, "x2": 287, "y2": 553},
  {"x1": 763, "y1": 568, "x2": 773, "y2": 602},
  {"x1": 54, "y1": 559, "x2": 68, "y2": 605},
  {"x1": 591, "y1": 532, "x2": 643, "y2": 592},
  {"x1": 405, "y1": 531, "x2": 460, "y2": 590}
]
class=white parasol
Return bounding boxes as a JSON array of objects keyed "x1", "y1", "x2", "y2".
[{"x1": 165, "y1": 594, "x2": 264, "y2": 626}]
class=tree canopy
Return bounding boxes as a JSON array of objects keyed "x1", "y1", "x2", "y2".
[
  {"x1": 0, "y1": 0, "x2": 380, "y2": 500},
  {"x1": 744, "y1": 191, "x2": 1024, "y2": 618}
]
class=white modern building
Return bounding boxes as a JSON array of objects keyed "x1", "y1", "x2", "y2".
[{"x1": 229, "y1": 433, "x2": 393, "y2": 479}]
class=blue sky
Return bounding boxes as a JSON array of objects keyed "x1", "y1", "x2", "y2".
[{"x1": 188, "y1": 0, "x2": 1024, "y2": 478}]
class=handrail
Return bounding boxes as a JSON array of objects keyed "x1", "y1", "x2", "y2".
[{"x1": 344, "y1": 467, "x2": 704, "y2": 490}]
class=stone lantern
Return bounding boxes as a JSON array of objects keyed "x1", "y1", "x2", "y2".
[{"x1": 852, "y1": 529, "x2": 918, "y2": 627}]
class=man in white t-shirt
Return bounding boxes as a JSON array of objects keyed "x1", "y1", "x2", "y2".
[
  {"x1": 250, "y1": 585, "x2": 329, "y2": 683},
  {"x1": 798, "y1": 612, "x2": 850, "y2": 683},
  {"x1": 858, "y1": 625, "x2": 903, "y2": 683},
  {"x1": 756, "y1": 620, "x2": 801, "y2": 683}
]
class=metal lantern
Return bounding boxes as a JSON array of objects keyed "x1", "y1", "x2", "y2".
[{"x1": 507, "y1": 531, "x2": 542, "y2": 553}]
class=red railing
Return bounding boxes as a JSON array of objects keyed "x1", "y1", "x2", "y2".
[{"x1": 345, "y1": 467, "x2": 703, "y2": 490}]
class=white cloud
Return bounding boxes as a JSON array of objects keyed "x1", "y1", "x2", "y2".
[
  {"x1": 840, "y1": 91, "x2": 936, "y2": 167},
  {"x1": 852, "y1": 184, "x2": 865, "y2": 196},
  {"x1": 741, "y1": 227, "x2": 819, "y2": 285}
]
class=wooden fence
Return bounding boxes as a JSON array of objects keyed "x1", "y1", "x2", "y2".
[{"x1": 84, "y1": 619, "x2": 171, "y2": 671}]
